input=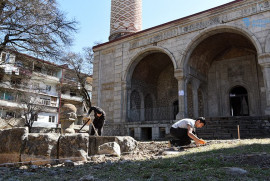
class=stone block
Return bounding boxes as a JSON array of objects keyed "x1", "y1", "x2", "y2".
[
  {"x1": 59, "y1": 133, "x2": 89, "y2": 162},
  {"x1": 98, "y1": 142, "x2": 121, "y2": 157},
  {"x1": 0, "y1": 127, "x2": 28, "y2": 164},
  {"x1": 89, "y1": 136, "x2": 115, "y2": 155},
  {"x1": 21, "y1": 133, "x2": 59, "y2": 165},
  {"x1": 115, "y1": 136, "x2": 138, "y2": 153},
  {"x1": 89, "y1": 136, "x2": 138, "y2": 155}
]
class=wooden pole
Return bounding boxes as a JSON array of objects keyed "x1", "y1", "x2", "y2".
[{"x1": 237, "y1": 125, "x2": 240, "y2": 140}]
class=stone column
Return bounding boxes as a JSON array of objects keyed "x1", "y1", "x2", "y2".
[
  {"x1": 122, "y1": 81, "x2": 131, "y2": 122},
  {"x1": 134, "y1": 127, "x2": 141, "y2": 140},
  {"x1": 192, "y1": 79, "x2": 201, "y2": 118},
  {"x1": 259, "y1": 53, "x2": 270, "y2": 115},
  {"x1": 152, "y1": 127, "x2": 159, "y2": 140},
  {"x1": 174, "y1": 69, "x2": 185, "y2": 119}
]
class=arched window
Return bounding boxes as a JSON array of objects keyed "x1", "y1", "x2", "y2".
[
  {"x1": 198, "y1": 89, "x2": 204, "y2": 116},
  {"x1": 129, "y1": 90, "x2": 141, "y2": 121},
  {"x1": 229, "y1": 86, "x2": 249, "y2": 116}
]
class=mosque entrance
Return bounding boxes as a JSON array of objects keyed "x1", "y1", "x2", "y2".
[
  {"x1": 128, "y1": 52, "x2": 178, "y2": 121},
  {"x1": 185, "y1": 31, "x2": 263, "y2": 117},
  {"x1": 229, "y1": 86, "x2": 249, "y2": 116}
]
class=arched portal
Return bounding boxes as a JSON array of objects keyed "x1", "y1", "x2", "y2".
[
  {"x1": 184, "y1": 31, "x2": 264, "y2": 117},
  {"x1": 229, "y1": 86, "x2": 249, "y2": 116},
  {"x1": 127, "y1": 52, "x2": 178, "y2": 121}
]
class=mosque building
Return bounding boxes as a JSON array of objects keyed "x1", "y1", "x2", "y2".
[{"x1": 92, "y1": 0, "x2": 270, "y2": 140}]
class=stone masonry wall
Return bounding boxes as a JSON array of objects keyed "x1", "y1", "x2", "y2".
[
  {"x1": 0, "y1": 127, "x2": 89, "y2": 165},
  {"x1": 0, "y1": 127, "x2": 137, "y2": 165},
  {"x1": 197, "y1": 116, "x2": 270, "y2": 139}
]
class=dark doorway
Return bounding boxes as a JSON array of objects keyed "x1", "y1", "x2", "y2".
[
  {"x1": 229, "y1": 86, "x2": 249, "y2": 116},
  {"x1": 141, "y1": 127, "x2": 152, "y2": 140},
  {"x1": 129, "y1": 128, "x2": 135, "y2": 138},
  {"x1": 173, "y1": 100, "x2": 179, "y2": 120}
]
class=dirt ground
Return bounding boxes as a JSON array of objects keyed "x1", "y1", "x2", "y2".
[
  {"x1": 118, "y1": 140, "x2": 270, "y2": 168},
  {"x1": 89, "y1": 139, "x2": 270, "y2": 167},
  {"x1": 1, "y1": 139, "x2": 270, "y2": 181}
]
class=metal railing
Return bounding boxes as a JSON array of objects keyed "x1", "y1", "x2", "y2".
[{"x1": 128, "y1": 106, "x2": 177, "y2": 122}]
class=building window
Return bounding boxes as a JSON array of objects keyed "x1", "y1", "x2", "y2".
[
  {"x1": 0, "y1": 91, "x2": 4, "y2": 100},
  {"x1": 49, "y1": 116, "x2": 55, "y2": 123},
  {"x1": 1, "y1": 52, "x2": 9, "y2": 62},
  {"x1": 32, "y1": 83, "x2": 39, "y2": 90},
  {"x1": 11, "y1": 77, "x2": 22, "y2": 86},
  {"x1": 46, "y1": 85, "x2": 51, "y2": 92},
  {"x1": 15, "y1": 61, "x2": 23, "y2": 67},
  {"x1": 6, "y1": 111, "x2": 15, "y2": 118},
  {"x1": 51, "y1": 97, "x2": 57, "y2": 106},
  {"x1": 40, "y1": 97, "x2": 50, "y2": 106},
  {"x1": 34, "y1": 66, "x2": 42, "y2": 73},
  {"x1": 70, "y1": 90, "x2": 77, "y2": 96},
  {"x1": 47, "y1": 70, "x2": 57, "y2": 77},
  {"x1": 5, "y1": 92, "x2": 14, "y2": 101},
  {"x1": 1, "y1": 52, "x2": 7, "y2": 62},
  {"x1": 33, "y1": 114, "x2": 38, "y2": 121}
]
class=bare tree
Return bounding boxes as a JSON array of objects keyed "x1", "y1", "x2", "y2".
[
  {"x1": 0, "y1": 0, "x2": 77, "y2": 59},
  {"x1": 19, "y1": 92, "x2": 45, "y2": 133},
  {"x1": 60, "y1": 47, "x2": 93, "y2": 110}
]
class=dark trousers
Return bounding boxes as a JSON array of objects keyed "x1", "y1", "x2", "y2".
[
  {"x1": 90, "y1": 118, "x2": 104, "y2": 136},
  {"x1": 170, "y1": 127, "x2": 193, "y2": 146}
]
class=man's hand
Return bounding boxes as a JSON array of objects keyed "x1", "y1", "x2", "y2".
[
  {"x1": 194, "y1": 139, "x2": 206, "y2": 146},
  {"x1": 195, "y1": 139, "x2": 206, "y2": 146},
  {"x1": 198, "y1": 139, "x2": 206, "y2": 145},
  {"x1": 83, "y1": 117, "x2": 92, "y2": 124}
]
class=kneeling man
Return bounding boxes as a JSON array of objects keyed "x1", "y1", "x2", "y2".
[{"x1": 169, "y1": 117, "x2": 206, "y2": 147}]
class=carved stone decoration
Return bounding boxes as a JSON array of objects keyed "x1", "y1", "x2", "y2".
[
  {"x1": 109, "y1": 0, "x2": 142, "y2": 41},
  {"x1": 60, "y1": 104, "x2": 77, "y2": 134}
]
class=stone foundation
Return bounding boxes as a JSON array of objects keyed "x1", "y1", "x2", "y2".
[{"x1": 0, "y1": 127, "x2": 137, "y2": 165}]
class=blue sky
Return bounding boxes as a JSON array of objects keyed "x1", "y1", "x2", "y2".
[{"x1": 58, "y1": 0, "x2": 234, "y2": 53}]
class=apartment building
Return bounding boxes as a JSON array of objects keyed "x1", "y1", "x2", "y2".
[{"x1": 0, "y1": 50, "x2": 92, "y2": 129}]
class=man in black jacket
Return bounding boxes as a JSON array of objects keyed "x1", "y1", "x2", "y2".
[{"x1": 87, "y1": 106, "x2": 106, "y2": 136}]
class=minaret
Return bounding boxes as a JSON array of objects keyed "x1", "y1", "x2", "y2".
[{"x1": 109, "y1": 0, "x2": 142, "y2": 41}]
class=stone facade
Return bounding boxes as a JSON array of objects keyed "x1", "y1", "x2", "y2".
[{"x1": 93, "y1": 0, "x2": 270, "y2": 140}]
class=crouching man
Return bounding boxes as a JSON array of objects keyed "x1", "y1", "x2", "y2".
[
  {"x1": 169, "y1": 117, "x2": 206, "y2": 147},
  {"x1": 84, "y1": 106, "x2": 106, "y2": 136}
]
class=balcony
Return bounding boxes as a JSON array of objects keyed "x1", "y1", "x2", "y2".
[
  {"x1": 32, "y1": 72, "x2": 60, "y2": 83},
  {"x1": 61, "y1": 94, "x2": 83, "y2": 102},
  {"x1": 37, "y1": 99, "x2": 58, "y2": 107},
  {"x1": 0, "y1": 99, "x2": 21, "y2": 108}
]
